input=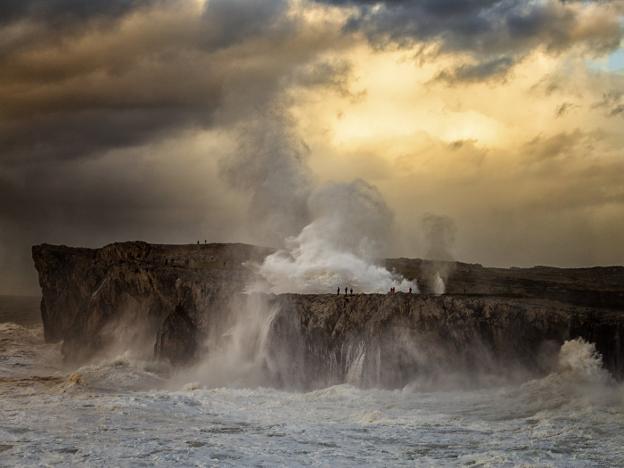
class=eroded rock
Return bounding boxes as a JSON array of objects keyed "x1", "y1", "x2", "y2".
[{"x1": 32, "y1": 242, "x2": 624, "y2": 387}]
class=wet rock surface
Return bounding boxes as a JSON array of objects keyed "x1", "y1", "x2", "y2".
[
  {"x1": 267, "y1": 294, "x2": 624, "y2": 388},
  {"x1": 32, "y1": 242, "x2": 624, "y2": 385},
  {"x1": 32, "y1": 242, "x2": 270, "y2": 364}
]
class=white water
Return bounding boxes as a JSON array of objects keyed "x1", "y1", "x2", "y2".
[
  {"x1": 432, "y1": 272, "x2": 446, "y2": 295},
  {"x1": 251, "y1": 180, "x2": 417, "y2": 294},
  {"x1": 2, "y1": 319, "x2": 624, "y2": 466}
]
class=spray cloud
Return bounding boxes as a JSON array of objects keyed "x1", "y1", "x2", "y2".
[
  {"x1": 255, "y1": 179, "x2": 416, "y2": 293},
  {"x1": 219, "y1": 110, "x2": 313, "y2": 246},
  {"x1": 421, "y1": 213, "x2": 457, "y2": 294},
  {"x1": 222, "y1": 108, "x2": 415, "y2": 293}
]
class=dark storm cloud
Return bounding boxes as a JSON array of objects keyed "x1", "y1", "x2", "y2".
[
  {"x1": 316, "y1": 0, "x2": 623, "y2": 81},
  {"x1": 0, "y1": 0, "x2": 349, "y2": 294},
  {"x1": 0, "y1": 0, "x2": 346, "y2": 166},
  {"x1": 0, "y1": 11, "x2": 188, "y2": 163},
  {"x1": 0, "y1": 0, "x2": 152, "y2": 25},
  {"x1": 0, "y1": 76, "x2": 223, "y2": 164},
  {"x1": 202, "y1": 0, "x2": 289, "y2": 48},
  {"x1": 0, "y1": 0, "x2": 299, "y2": 165}
]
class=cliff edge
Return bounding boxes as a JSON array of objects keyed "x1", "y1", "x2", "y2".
[{"x1": 32, "y1": 242, "x2": 624, "y2": 387}]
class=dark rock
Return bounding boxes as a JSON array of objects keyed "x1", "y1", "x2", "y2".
[
  {"x1": 154, "y1": 304, "x2": 198, "y2": 364},
  {"x1": 266, "y1": 294, "x2": 624, "y2": 389},
  {"x1": 32, "y1": 241, "x2": 271, "y2": 364},
  {"x1": 32, "y1": 242, "x2": 624, "y2": 387}
]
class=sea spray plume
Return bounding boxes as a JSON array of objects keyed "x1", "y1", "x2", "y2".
[
  {"x1": 557, "y1": 338, "x2": 612, "y2": 385},
  {"x1": 431, "y1": 272, "x2": 445, "y2": 295},
  {"x1": 218, "y1": 106, "x2": 415, "y2": 292},
  {"x1": 209, "y1": 114, "x2": 416, "y2": 388},
  {"x1": 512, "y1": 338, "x2": 619, "y2": 414},
  {"x1": 219, "y1": 109, "x2": 313, "y2": 247},
  {"x1": 254, "y1": 179, "x2": 416, "y2": 293},
  {"x1": 420, "y1": 213, "x2": 456, "y2": 294},
  {"x1": 171, "y1": 293, "x2": 281, "y2": 388}
]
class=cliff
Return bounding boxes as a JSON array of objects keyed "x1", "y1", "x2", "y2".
[
  {"x1": 266, "y1": 294, "x2": 624, "y2": 388},
  {"x1": 32, "y1": 242, "x2": 271, "y2": 363},
  {"x1": 32, "y1": 242, "x2": 624, "y2": 387},
  {"x1": 386, "y1": 258, "x2": 624, "y2": 309}
]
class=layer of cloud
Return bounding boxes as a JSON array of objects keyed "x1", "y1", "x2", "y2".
[
  {"x1": 1, "y1": 0, "x2": 623, "y2": 294},
  {"x1": 315, "y1": 0, "x2": 624, "y2": 80},
  {"x1": 0, "y1": 0, "x2": 338, "y2": 166},
  {"x1": 0, "y1": 0, "x2": 349, "y2": 293}
]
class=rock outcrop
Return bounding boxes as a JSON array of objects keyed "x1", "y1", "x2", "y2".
[
  {"x1": 266, "y1": 294, "x2": 624, "y2": 389},
  {"x1": 32, "y1": 242, "x2": 624, "y2": 387},
  {"x1": 32, "y1": 242, "x2": 271, "y2": 363}
]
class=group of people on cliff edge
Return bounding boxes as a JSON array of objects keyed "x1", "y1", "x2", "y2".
[
  {"x1": 337, "y1": 287, "x2": 354, "y2": 296},
  {"x1": 336, "y1": 286, "x2": 414, "y2": 295}
]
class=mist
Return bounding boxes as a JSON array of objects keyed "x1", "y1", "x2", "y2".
[
  {"x1": 419, "y1": 213, "x2": 457, "y2": 295},
  {"x1": 254, "y1": 179, "x2": 416, "y2": 293}
]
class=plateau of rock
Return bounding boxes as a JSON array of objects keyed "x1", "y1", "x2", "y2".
[{"x1": 32, "y1": 242, "x2": 624, "y2": 388}]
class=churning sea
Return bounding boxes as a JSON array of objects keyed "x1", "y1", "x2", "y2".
[{"x1": 1, "y1": 295, "x2": 623, "y2": 467}]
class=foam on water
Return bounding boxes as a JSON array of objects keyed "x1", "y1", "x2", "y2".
[{"x1": 1, "y1": 319, "x2": 624, "y2": 466}]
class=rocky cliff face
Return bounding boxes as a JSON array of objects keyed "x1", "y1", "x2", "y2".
[
  {"x1": 265, "y1": 294, "x2": 624, "y2": 389},
  {"x1": 32, "y1": 242, "x2": 624, "y2": 388},
  {"x1": 32, "y1": 242, "x2": 271, "y2": 363},
  {"x1": 385, "y1": 258, "x2": 624, "y2": 309}
]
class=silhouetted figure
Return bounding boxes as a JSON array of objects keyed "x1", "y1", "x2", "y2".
[
  {"x1": 344, "y1": 287, "x2": 348, "y2": 295},
  {"x1": 409, "y1": 287, "x2": 412, "y2": 294},
  {"x1": 350, "y1": 288, "x2": 353, "y2": 295},
  {"x1": 204, "y1": 240, "x2": 207, "y2": 244},
  {"x1": 197, "y1": 240, "x2": 199, "y2": 245},
  {"x1": 337, "y1": 287, "x2": 340, "y2": 296}
]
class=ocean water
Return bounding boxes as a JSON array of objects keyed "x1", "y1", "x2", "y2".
[{"x1": 1, "y1": 297, "x2": 624, "y2": 467}]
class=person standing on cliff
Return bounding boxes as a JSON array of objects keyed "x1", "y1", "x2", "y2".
[{"x1": 337, "y1": 287, "x2": 340, "y2": 296}]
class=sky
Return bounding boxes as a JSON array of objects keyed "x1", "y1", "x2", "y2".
[{"x1": 1, "y1": 0, "x2": 623, "y2": 295}]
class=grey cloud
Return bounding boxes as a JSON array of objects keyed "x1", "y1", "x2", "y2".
[
  {"x1": 555, "y1": 102, "x2": 577, "y2": 117},
  {"x1": 522, "y1": 130, "x2": 601, "y2": 167},
  {"x1": 435, "y1": 56, "x2": 515, "y2": 83},
  {"x1": 0, "y1": 0, "x2": 349, "y2": 293},
  {"x1": 219, "y1": 110, "x2": 314, "y2": 246},
  {"x1": 0, "y1": 0, "x2": 347, "y2": 167},
  {"x1": 316, "y1": 0, "x2": 623, "y2": 81},
  {"x1": 201, "y1": 0, "x2": 290, "y2": 48},
  {"x1": 611, "y1": 104, "x2": 624, "y2": 116},
  {"x1": 0, "y1": 0, "x2": 153, "y2": 25},
  {"x1": 593, "y1": 91, "x2": 624, "y2": 117}
]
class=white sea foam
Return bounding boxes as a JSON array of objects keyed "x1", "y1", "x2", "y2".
[
  {"x1": 2, "y1": 323, "x2": 624, "y2": 466},
  {"x1": 250, "y1": 180, "x2": 417, "y2": 294}
]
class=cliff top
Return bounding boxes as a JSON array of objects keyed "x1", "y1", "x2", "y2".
[{"x1": 33, "y1": 241, "x2": 624, "y2": 309}]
